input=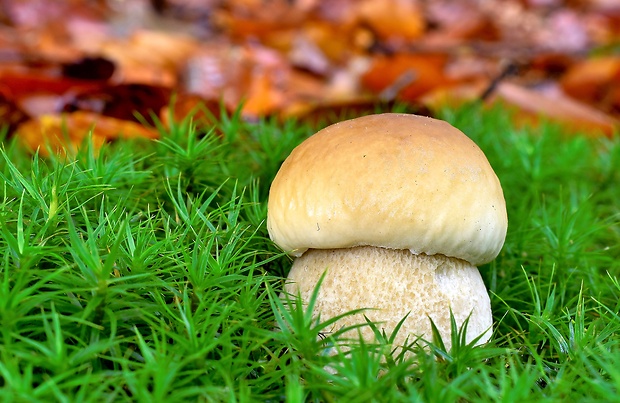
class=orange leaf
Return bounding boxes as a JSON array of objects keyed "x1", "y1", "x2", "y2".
[
  {"x1": 493, "y1": 82, "x2": 618, "y2": 137},
  {"x1": 361, "y1": 53, "x2": 450, "y2": 102},
  {"x1": 0, "y1": 72, "x2": 105, "y2": 98},
  {"x1": 356, "y1": 0, "x2": 425, "y2": 41},
  {"x1": 560, "y1": 56, "x2": 620, "y2": 108},
  {"x1": 17, "y1": 111, "x2": 158, "y2": 155},
  {"x1": 159, "y1": 93, "x2": 224, "y2": 130},
  {"x1": 61, "y1": 83, "x2": 172, "y2": 125},
  {"x1": 242, "y1": 69, "x2": 286, "y2": 118},
  {"x1": 420, "y1": 80, "x2": 488, "y2": 110}
]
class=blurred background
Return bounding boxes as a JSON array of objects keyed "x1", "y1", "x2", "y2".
[{"x1": 1, "y1": 0, "x2": 619, "y2": 150}]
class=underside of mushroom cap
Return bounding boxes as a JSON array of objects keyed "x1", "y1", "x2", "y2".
[{"x1": 283, "y1": 246, "x2": 493, "y2": 351}]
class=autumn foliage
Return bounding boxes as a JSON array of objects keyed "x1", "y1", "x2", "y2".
[{"x1": 1, "y1": 0, "x2": 619, "y2": 153}]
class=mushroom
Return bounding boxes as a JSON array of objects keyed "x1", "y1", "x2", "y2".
[{"x1": 267, "y1": 113, "x2": 507, "y2": 351}]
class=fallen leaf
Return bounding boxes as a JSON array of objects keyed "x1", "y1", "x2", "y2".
[
  {"x1": 560, "y1": 56, "x2": 620, "y2": 111},
  {"x1": 1, "y1": 0, "x2": 106, "y2": 28},
  {"x1": 0, "y1": 71, "x2": 105, "y2": 99},
  {"x1": 280, "y1": 97, "x2": 416, "y2": 128},
  {"x1": 61, "y1": 83, "x2": 172, "y2": 125},
  {"x1": 99, "y1": 29, "x2": 200, "y2": 86},
  {"x1": 493, "y1": 81, "x2": 618, "y2": 136},
  {"x1": 241, "y1": 68, "x2": 286, "y2": 118},
  {"x1": 356, "y1": 0, "x2": 425, "y2": 42},
  {"x1": 361, "y1": 53, "x2": 451, "y2": 102},
  {"x1": 182, "y1": 43, "x2": 291, "y2": 118},
  {"x1": 17, "y1": 111, "x2": 159, "y2": 155},
  {"x1": 533, "y1": 9, "x2": 590, "y2": 52},
  {"x1": 61, "y1": 56, "x2": 115, "y2": 80},
  {"x1": 420, "y1": 80, "x2": 489, "y2": 111},
  {"x1": 2, "y1": 0, "x2": 620, "y2": 142},
  {"x1": 159, "y1": 93, "x2": 225, "y2": 130},
  {"x1": 212, "y1": 1, "x2": 306, "y2": 40},
  {"x1": 288, "y1": 32, "x2": 332, "y2": 75},
  {"x1": 295, "y1": 21, "x2": 358, "y2": 63},
  {"x1": 0, "y1": 91, "x2": 30, "y2": 135},
  {"x1": 423, "y1": 1, "x2": 500, "y2": 46}
]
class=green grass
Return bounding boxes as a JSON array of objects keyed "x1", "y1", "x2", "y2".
[{"x1": 0, "y1": 104, "x2": 619, "y2": 402}]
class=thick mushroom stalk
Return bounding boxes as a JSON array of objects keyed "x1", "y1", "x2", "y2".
[
  {"x1": 267, "y1": 113, "x2": 507, "y2": 351},
  {"x1": 285, "y1": 246, "x2": 493, "y2": 350}
]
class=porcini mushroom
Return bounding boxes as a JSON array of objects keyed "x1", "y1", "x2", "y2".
[{"x1": 267, "y1": 113, "x2": 507, "y2": 350}]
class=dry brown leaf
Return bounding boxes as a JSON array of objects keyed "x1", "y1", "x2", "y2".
[
  {"x1": 283, "y1": 69, "x2": 328, "y2": 101},
  {"x1": 420, "y1": 80, "x2": 489, "y2": 110},
  {"x1": 279, "y1": 97, "x2": 409, "y2": 128},
  {"x1": 159, "y1": 93, "x2": 224, "y2": 129},
  {"x1": 17, "y1": 111, "x2": 159, "y2": 155},
  {"x1": 242, "y1": 69, "x2": 286, "y2": 118},
  {"x1": 60, "y1": 83, "x2": 172, "y2": 125},
  {"x1": 355, "y1": 0, "x2": 425, "y2": 41},
  {"x1": 493, "y1": 82, "x2": 618, "y2": 136},
  {"x1": 298, "y1": 21, "x2": 358, "y2": 63},
  {"x1": 182, "y1": 43, "x2": 291, "y2": 118},
  {"x1": 560, "y1": 56, "x2": 620, "y2": 109},
  {"x1": 182, "y1": 44, "x2": 241, "y2": 104},
  {"x1": 212, "y1": 1, "x2": 306, "y2": 40},
  {"x1": 423, "y1": 1, "x2": 500, "y2": 46},
  {"x1": 287, "y1": 31, "x2": 332, "y2": 75},
  {"x1": 0, "y1": 90, "x2": 30, "y2": 134},
  {"x1": 2, "y1": 0, "x2": 106, "y2": 28},
  {"x1": 0, "y1": 72, "x2": 105, "y2": 99},
  {"x1": 100, "y1": 29, "x2": 200, "y2": 86},
  {"x1": 1, "y1": 0, "x2": 620, "y2": 139},
  {"x1": 361, "y1": 53, "x2": 451, "y2": 102}
]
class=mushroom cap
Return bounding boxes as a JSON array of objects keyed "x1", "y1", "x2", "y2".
[{"x1": 267, "y1": 113, "x2": 507, "y2": 266}]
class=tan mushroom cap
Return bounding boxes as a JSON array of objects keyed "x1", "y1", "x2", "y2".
[{"x1": 267, "y1": 113, "x2": 507, "y2": 266}]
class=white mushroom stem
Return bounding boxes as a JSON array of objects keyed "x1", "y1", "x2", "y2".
[{"x1": 284, "y1": 246, "x2": 493, "y2": 351}]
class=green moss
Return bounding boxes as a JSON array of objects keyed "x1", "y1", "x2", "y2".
[{"x1": 0, "y1": 104, "x2": 618, "y2": 401}]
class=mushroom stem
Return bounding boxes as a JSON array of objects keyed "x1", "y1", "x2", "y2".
[{"x1": 284, "y1": 246, "x2": 493, "y2": 351}]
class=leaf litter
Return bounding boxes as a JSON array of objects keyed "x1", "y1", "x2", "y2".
[{"x1": 1, "y1": 0, "x2": 619, "y2": 152}]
